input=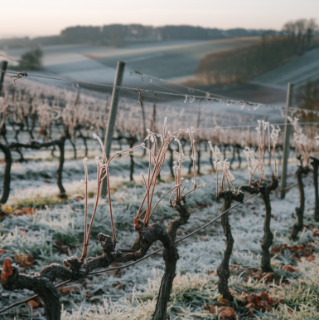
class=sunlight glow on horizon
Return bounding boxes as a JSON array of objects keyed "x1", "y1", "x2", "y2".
[{"x1": 1, "y1": 0, "x2": 319, "y2": 38}]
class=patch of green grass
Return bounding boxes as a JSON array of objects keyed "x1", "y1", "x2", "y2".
[{"x1": 12, "y1": 196, "x2": 68, "y2": 209}]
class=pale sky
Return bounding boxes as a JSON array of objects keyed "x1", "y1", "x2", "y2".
[{"x1": 1, "y1": 0, "x2": 319, "y2": 37}]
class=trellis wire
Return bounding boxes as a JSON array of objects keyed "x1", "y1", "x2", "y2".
[
  {"x1": 127, "y1": 68, "x2": 225, "y2": 98},
  {"x1": 0, "y1": 69, "x2": 318, "y2": 116},
  {"x1": 200, "y1": 121, "x2": 319, "y2": 130}
]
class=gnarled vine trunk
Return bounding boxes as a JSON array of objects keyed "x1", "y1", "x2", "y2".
[
  {"x1": 8, "y1": 137, "x2": 67, "y2": 200},
  {"x1": 1, "y1": 234, "x2": 122, "y2": 319},
  {"x1": 241, "y1": 178, "x2": 278, "y2": 273},
  {"x1": 236, "y1": 145, "x2": 241, "y2": 168},
  {"x1": 230, "y1": 144, "x2": 236, "y2": 169},
  {"x1": 56, "y1": 136, "x2": 66, "y2": 198},
  {"x1": 259, "y1": 179, "x2": 278, "y2": 273},
  {"x1": 217, "y1": 191, "x2": 234, "y2": 301},
  {"x1": 0, "y1": 143, "x2": 12, "y2": 204},
  {"x1": 311, "y1": 158, "x2": 319, "y2": 222},
  {"x1": 1, "y1": 266, "x2": 61, "y2": 320},
  {"x1": 69, "y1": 137, "x2": 77, "y2": 160},
  {"x1": 127, "y1": 136, "x2": 136, "y2": 182},
  {"x1": 81, "y1": 133, "x2": 88, "y2": 157},
  {"x1": 197, "y1": 145, "x2": 201, "y2": 175},
  {"x1": 290, "y1": 166, "x2": 310, "y2": 240},
  {"x1": 153, "y1": 203, "x2": 190, "y2": 320},
  {"x1": 152, "y1": 243, "x2": 178, "y2": 320}
]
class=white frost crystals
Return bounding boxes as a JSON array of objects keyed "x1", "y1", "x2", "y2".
[
  {"x1": 243, "y1": 120, "x2": 281, "y2": 186},
  {"x1": 208, "y1": 141, "x2": 235, "y2": 197},
  {"x1": 243, "y1": 147, "x2": 260, "y2": 186},
  {"x1": 288, "y1": 116, "x2": 313, "y2": 167}
]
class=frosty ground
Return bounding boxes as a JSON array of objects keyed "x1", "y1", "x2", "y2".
[{"x1": 1, "y1": 149, "x2": 318, "y2": 319}]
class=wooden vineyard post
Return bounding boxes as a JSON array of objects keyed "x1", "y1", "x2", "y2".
[
  {"x1": 281, "y1": 83, "x2": 294, "y2": 199},
  {"x1": 0, "y1": 61, "x2": 8, "y2": 97},
  {"x1": 101, "y1": 61, "x2": 126, "y2": 197}
]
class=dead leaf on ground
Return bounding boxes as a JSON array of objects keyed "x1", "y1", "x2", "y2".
[
  {"x1": 245, "y1": 294, "x2": 253, "y2": 304},
  {"x1": 204, "y1": 303, "x2": 216, "y2": 314},
  {"x1": 258, "y1": 300, "x2": 272, "y2": 312},
  {"x1": 21, "y1": 207, "x2": 34, "y2": 215},
  {"x1": 288, "y1": 245, "x2": 299, "y2": 252},
  {"x1": 219, "y1": 306, "x2": 235, "y2": 320},
  {"x1": 14, "y1": 207, "x2": 34, "y2": 216},
  {"x1": 60, "y1": 284, "x2": 83, "y2": 295},
  {"x1": 1, "y1": 258, "x2": 13, "y2": 285},
  {"x1": 282, "y1": 265, "x2": 297, "y2": 272},
  {"x1": 112, "y1": 281, "x2": 123, "y2": 290},
  {"x1": 260, "y1": 292, "x2": 269, "y2": 301},
  {"x1": 14, "y1": 253, "x2": 34, "y2": 267},
  {"x1": 27, "y1": 300, "x2": 39, "y2": 308}
]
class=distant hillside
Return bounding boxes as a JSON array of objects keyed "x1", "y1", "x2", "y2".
[
  {"x1": 196, "y1": 33, "x2": 319, "y2": 85},
  {"x1": 0, "y1": 24, "x2": 275, "y2": 49},
  {"x1": 194, "y1": 18, "x2": 319, "y2": 85}
]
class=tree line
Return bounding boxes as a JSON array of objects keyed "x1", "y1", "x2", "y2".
[
  {"x1": 0, "y1": 25, "x2": 273, "y2": 49},
  {"x1": 197, "y1": 19, "x2": 319, "y2": 85}
]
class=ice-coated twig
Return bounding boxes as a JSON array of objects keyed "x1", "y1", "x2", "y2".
[
  {"x1": 80, "y1": 157, "x2": 88, "y2": 261},
  {"x1": 91, "y1": 134, "x2": 143, "y2": 247},
  {"x1": 134, "y1": 121, "x2": 201, "y2": 226},
  {"x1": 270, "y1": 125, "x2": 281, "y2": 177},
  {"x1": 208, "y1": 141, "x2": 235, "y2": 194}
]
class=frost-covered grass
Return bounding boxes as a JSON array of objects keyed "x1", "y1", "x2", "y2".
[
  {"x1": 1, "y1": 161, "x2": 318, "y2": 319},
  {"x1": 60, "y1": 251, "x2": 319, "y2": 320},
  {"x1": 61, "y1": 255, "x2": 319, "y2": 320}
]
